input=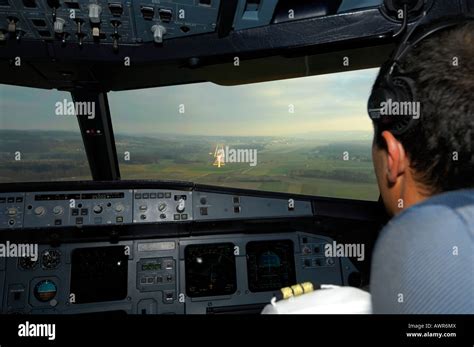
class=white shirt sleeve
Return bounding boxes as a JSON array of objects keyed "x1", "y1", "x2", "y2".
[{"x1": 261, "y1": 285, "x2": 372, "y2": 314}]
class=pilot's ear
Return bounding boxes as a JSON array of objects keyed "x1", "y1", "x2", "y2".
[{"x1": 381, "y1": 131, "x2": 406, "y2": 184}]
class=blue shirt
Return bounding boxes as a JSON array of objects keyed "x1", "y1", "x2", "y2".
[{"x1": 371, "y1": 189, "x2": 474, "y2": 313}]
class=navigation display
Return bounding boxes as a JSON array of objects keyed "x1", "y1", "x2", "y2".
[
  {"x1": 185, "y1": 243, "x2": 237, "y2": 298},
  {"x1": 246, "y1": 240, "x2": 296, "y2": 292}
]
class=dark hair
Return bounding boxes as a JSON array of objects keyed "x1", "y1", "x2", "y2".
[{"x1": 372, "y1": 21, "x2": 474, "y2": 194}]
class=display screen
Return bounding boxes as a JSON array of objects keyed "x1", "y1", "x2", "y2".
[
  {"x1": 246, "y1": 240, "x2": 296, "y2": 292},
  {"x1": 70, "y1": 246, "x2": 128, "y2": 304},
  {"x1": 142, "y1": 262, "x2": 161, "y2": 271},
  {"x1": 185, "y1": 243, "x2": 237, "y2": 298}
]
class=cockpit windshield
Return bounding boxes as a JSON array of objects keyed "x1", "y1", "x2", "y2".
[{"x1": 110, "y1": 68, "x2": 380, "y2": 200}]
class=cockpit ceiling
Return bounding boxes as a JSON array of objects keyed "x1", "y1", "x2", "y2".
[{"x1": 0, "y1": 0, "x2": 464, "y2": 91}]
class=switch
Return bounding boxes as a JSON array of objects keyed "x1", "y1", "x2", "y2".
[
  {"x1": 141, "y1": 6, "x2": 154, "y2": 20},
  {"x1": 75, "y1": 19, "x2": 85, "y2": 46},
  {"x1": 176, "y1": 198, "x2": 185, "y2": 213},
  {"x1": 7, "y1": 17, "x2": 17, "y2": 33},
  {"x1": 108, "y1": 2, "x2": 123, "y2": 16},
  {"x1": 92, "y1": 26, "x2": 100, "y2": 38},
  {"x1": 88, "y1": 4, "x2": 102, "y2": 24},
  {"x1": 158, "y1": 8, "x2": 172, "y2": 23},
  {"x1": 54, "y1": 18, "x2": 66, "y2": 34},
  {"x1": 47, "y1": 0, "x2": 60, "y2": 21}
]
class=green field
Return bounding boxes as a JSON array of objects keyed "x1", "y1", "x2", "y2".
[{"x1": 0, "y1": 130, "x2": 380, "y2": 201}]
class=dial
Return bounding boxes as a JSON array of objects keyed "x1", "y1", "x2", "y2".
[
  {"x1": 34, "y1": 206, "x2": 45, "y2": 216},
  {"x1": 34, "y1": 280, "x2": 57, "y2": 302},
  {"x1": 93, "y1": 205, "x2": 103, "y2": 214},
  {"x1": 115, "y1": 203, "x2": 124, "y2": 213},
  {"x1": 158, "y1": 202, "x2": 167, "y2": 212},
  {"x1": 19, "y1": 256, "x2": 39, "y2": 270},
  {"x1": 52, "y1": 206, "x2": 63, "y2": 215},
  {"x1": 41, "y1": 249, "x2": 61, "y2": 269}
]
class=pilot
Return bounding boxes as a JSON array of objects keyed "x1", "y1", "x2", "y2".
[
  {"x1": 263, "y1": 18, "x2": 474, "y2": 314},
  {"x1": 369, "y1": 18, "x2": 474, "y2": 314}
]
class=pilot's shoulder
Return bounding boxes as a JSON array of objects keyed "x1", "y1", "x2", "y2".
[{"x1": 384, "y1": 189, "x2": 474, "y2": 239}]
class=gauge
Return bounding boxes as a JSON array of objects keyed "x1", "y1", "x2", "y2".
[
  {"x1": 246, "y1": 240, "x2": 296, "y2": 292},
  {"x1": 18, "y1": 257, "x2": 38, "y2": 270},
  {"x1": 34, "y1": 280, "x2": 57, "y2": 302},
  {"x1": 185, "y1": 243, "x2": 237, "y2": 298},
  {"x1": 41, "y1": 249, "x2": 61, "y2": 269}
]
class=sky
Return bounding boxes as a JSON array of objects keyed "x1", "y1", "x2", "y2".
[{"x1": 0, "y1": 68, "x2": 379, "y2": 137}]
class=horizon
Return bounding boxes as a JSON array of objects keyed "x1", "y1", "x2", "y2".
[{"x1": 1, "y1": 68, "x2": 379, "y2": 137}]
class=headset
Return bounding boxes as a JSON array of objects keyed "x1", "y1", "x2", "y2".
[{"x1": 367, "y1": 15, "x2": 473, "y2": 135}]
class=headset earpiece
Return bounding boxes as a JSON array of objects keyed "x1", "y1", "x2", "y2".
[{"x1": 367, "y1": 16, "x2": 472, "y2": 136}]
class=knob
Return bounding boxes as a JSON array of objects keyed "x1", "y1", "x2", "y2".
[
  {"x1": 151, "y1": 24, "x2": 166, "y2": 43},
  {"x1": 176, "y1": 198, "x2": 185, "y2": 213},
  {"x1": 7, "y1": 208, "x2": 18, "y2": 216},
  {"x1": 34, "y1": 206, "x2": 45, "y2": 216},
  {"x1": 158, "y1": 203, "x2": 167, "y2": 212},
  {"x1": 115, "y1": 204, "x2": 124, "y2": 213},
  {"x1": 52, "y1": 206, "x2": 63, "y2": 215},
  {"x1": 139, "y1": 205, "x2": 148, "y2": 212},
  {"x1": 93, "y1": 205, "x2": 103, "y2": 214},
  {"x1": 54, "y1": 18, "x2": 65, "y2": 34},
  {"x1": 89, "y1": 4, "x2": 102, "y2": 24}
]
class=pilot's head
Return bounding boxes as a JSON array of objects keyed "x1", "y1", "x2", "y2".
[{"x1": 370, "y1": 21, "x2": 474, "y2": 216}]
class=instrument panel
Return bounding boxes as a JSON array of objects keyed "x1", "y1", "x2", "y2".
[
  {"x1": 0, "y1": 231, "x2": 360, "y2": 314},
  {"x1": 0, "y1": 0, "x2": 278, "y2": 46},
  {"x1": 0, "y1": 188, "x2": 312, "y2": 229}
]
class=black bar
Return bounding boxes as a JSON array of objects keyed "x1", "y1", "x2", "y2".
[{"x1": 71, "y1": 88, "x2": 120, "y2": 181}]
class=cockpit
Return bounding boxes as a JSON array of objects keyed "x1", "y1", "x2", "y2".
[{"x1": 0, "y1": 0, "x2": 472, "y2": 325}]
